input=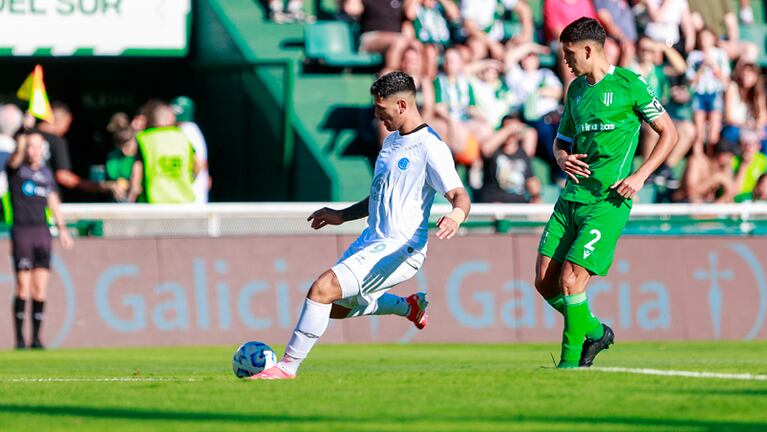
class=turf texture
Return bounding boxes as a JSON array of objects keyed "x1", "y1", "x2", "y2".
[{"x1": 0, "y1": 342, "x2": 766, "y2": 431}]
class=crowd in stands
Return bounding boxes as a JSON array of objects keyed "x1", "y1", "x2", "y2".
[
  {"x1": 0, "y1": 98, "x2": 210, "y2": 206},
  {"x1": 288, "y1": 0, "x2": 767, "y2": 204}
]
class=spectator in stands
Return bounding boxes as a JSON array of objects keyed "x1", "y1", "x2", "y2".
[
  {"x1": 503, "y1": 42, "x2": 563, "y2": 166},
  {"x1": 269, "y1": 0, "x2": 310, "y2": 23},
  {"x1": 7, "y1": 130, "x2": 73, "y2": 349},
  {"x1": 543, "y1": 0, "x2": 598, "y2": 87},
  {"x1": 749, "y1": 173, "x2": 767, "y2": 201},
  {"x1": 104, "y1": 113, "x2": 136, "y2": 202},
  {"x1": 465, "y1": 58, "x2": 538, "y2": 156},
  {"x1": 404, "y1": 0, "x2": 461, "y2": 78},
  {"x1": 675, "y1": 139, "x2": 737, "y2": 202},
  {"x1": 37, "y1": 102, "x2": 118, "y2": 200},
  {"x1": 460, "y1": 0, "x2": 534, "y2": 61},
  {"x1": 594, "y1": 0, "x2": 637, "y2": 66},
  {"x1": 723, "y1": 62, "x2": 767, "y2": 150},
  {"x1": 131, "y1": 104, "x2": 148, "y2": 132},
  {"x1": 172, "y1": 96, "x2": 211, "y2": 204},
  {"x1": 637, "y1": 0, "x2": 695, "y2": 53},
  {"x1": 738, "y1": 0, "x2": 755, "y2": 25},
  {"x1": 687, "y1": 27, "x2": 731, "y2": 155},
  {"x1": 433, "y1": 47, "x2": 493, "y2": 166},
  {"x1": 343, "y1": 0, "x2": 411, "y2": 70},
  {"x1": 633, "y1": 37, "x2": 688, "y2": 176},
  {"x1": 688, "y1": 0, "x2": 758, "y2": 62},
  {"x1": 128, "y1": 101, "x2": 198, "y2": 204},
  {"x1": 665, "y1": 76, "x2": 697, "y2": 171},
  {"x1": 477, "y1": 113, "x2": 541, "y2": 203},
  {"x1": 732, "y1": 128, "x2": 767, "y2": 201},
  {"x1": 0, "y1": 104, "x2": 23, "y2": 200}
]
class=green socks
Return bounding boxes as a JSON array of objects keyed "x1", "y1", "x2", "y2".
[
  {"x1": 559, "y1": 293, "x2": 604, "y2": 368},
  {"x1": 546, "y1": 293, "x2": 565, "y2": 314},
  {"x1": 546, "y1": 292, "x2": 604, "y2": 340}
]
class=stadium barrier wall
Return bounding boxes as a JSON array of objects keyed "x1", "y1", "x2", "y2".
[{"x1": 1, "y1": 234, "x2": 765, "y2": 348}]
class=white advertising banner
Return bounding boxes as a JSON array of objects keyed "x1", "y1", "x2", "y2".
[{"x1": 0, "y1": 0, "x2": 191, "y2": 56}]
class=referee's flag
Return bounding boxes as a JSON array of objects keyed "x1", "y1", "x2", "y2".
[{"x1": 16, "y1": 65, "x2": 53, "y2": 122}]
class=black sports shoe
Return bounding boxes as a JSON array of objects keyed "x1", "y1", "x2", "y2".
[
  {"x1": 30, "y1": 339, "x2": 45, "y2": 349},
  {"x1": 579, "y1": 324, "x2": 614, "y2": 367},
  {"x1": 15, "y1": 339, "x2": 26, "y2": 350}
]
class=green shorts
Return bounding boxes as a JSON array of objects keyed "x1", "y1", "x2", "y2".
[{"x1": 537, "y1": 197, "x2": 631, "y2": 276}]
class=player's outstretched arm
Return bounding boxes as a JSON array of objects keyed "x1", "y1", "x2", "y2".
[
  {"x1": 307, "y1": 196, "x2": 370, "y2": 230},
  {"x1": 611, "y1": 112, "x2": 678, "y2": 199},
  {"x1": 436, "y1": 187, "x2": 471, "y2": 240}
]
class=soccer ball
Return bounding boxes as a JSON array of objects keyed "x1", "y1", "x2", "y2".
[{"x1": 232, "y1": 341, "x2": 277, "y2": 378}]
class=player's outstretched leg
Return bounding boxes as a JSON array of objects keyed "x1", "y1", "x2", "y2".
[
  {"x1": 338, "y1": 292, "x2": 429, "y2": 329},
  {"x1": 250, "y1": 270, "x2": 341, "y2": 380}
]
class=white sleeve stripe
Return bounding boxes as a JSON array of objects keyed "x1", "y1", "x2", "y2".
[{"x1": 556, "y1": 133, "x2": 574, "y2": 143}]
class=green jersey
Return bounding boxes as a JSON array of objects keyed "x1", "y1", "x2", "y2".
[{"x1": 557, "y1": 65, "x2": 665, "y2": 204}]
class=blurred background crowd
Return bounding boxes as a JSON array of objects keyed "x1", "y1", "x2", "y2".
[
  {"x1": 289, "y1": 0, "x2": 767, "y2": 204},
  {"x1": 2, "y1": 0, "x2": 766, "y2": 205}
]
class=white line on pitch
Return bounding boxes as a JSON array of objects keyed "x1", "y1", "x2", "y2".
[
  {"x1": 583, "y1": 367, "x2": 767, "y2": 381},
  {"x1": 0, "y1": 377, "x2": 200, "y2": 383}
]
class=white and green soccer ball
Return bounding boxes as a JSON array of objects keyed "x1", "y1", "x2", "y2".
[{"x1": 232, "y1": 341, "x2": 277, "y2": 378}]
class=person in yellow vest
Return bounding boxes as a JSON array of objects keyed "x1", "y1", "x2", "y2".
[{"x1": 127, "y1": 101, "x2": 198, "y2": 203}]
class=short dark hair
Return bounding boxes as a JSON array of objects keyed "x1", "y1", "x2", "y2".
[
  {"x1": 370, "y1": 71, "x2": 416, "y2": 98},
  {"x1": 560, "y1": 17, "x2": 606, "y2": 45}
]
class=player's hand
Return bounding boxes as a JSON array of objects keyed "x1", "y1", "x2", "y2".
[
  {"x1": 307, "y1": 207, "x2": 344, "y2": 230},
  {"x1": 556, "y1": 153, "x2": 590, "y2": 184},
  {"x1": 435, "y1": 215, "x2": 459, "y2": 240},
  {"x1": 58, "y1": 229, "x2": 74, "y2": 250},
  {"x1": 610, "y1": 173, "x2": 646, "y2": 199}
]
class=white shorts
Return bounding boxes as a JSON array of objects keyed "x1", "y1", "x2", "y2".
[{"x1": 331, "y1": 238, "x2": 425, "y2": 310}]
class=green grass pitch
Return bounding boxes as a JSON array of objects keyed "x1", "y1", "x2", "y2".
[{"x1": 0, "y1": 342, "x2": 766, "y2": 431}]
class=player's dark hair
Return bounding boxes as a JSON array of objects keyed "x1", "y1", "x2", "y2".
[
  {"x1": 370, "y1": 71, "x2": 416, "y2": 98},
  {"x1": 15, "y1": 128, "x2": 44, "y2": 141},
  {"x1": 560, "y1": 17, "x2": 606, "y2": 46}
]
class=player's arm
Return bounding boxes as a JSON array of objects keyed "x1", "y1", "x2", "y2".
[
  {"x1": 436, "y1": 187, "x2": 470, "y2": 240},
  {"x1": 47, "y1": 191, "x2": 74, "y2": 249},
  {"x1": 127, "y1": 159, "x2": 144, "y2": 202},
  {"x1": 7, "y1": 133, "x2": 28, "y2": 170},
  {"x1": 554, "y1": 138, "x2": 590, "y2": 184},
  {"x1": 611, "y1": 112, "x2": 678, "y2": 199},
  {"x1": 307, "y1": 196, "x2": 369, "y2": 230}
]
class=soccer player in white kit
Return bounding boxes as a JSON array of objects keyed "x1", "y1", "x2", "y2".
[{"x1": 251, "y1": 71, "x2": 471, "y2": 379}]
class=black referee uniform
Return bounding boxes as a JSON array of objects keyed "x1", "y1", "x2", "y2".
[{"x1": 8, "y1": 162, "x2": 57, "y2": 348}]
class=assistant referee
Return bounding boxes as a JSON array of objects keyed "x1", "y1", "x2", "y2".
[{"x1": 7, "y1": 130, "x2": 73, "y2": 349}]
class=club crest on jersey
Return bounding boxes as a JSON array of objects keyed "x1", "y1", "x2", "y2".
[
  {"x1": 603, "y1": 92, "x2": 613, "y2": 106},
  {"x1": 575, "y1": 96, "x2": 582, "y2": 105},
  {"x1": 397, "y1": 158, "x2": 410, "y2": 171}
]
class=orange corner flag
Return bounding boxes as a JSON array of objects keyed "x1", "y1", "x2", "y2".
[{"x1": 17, "y1": 65, "x2": 53, "y2": 122}]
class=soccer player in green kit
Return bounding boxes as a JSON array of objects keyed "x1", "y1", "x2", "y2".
[{"x1": 535, "y1": 18, "x2": 678, "y2": 368}]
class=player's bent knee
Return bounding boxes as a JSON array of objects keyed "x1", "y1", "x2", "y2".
[
  {"x1": 560, "y1": 269, "x2": 587, "y2": 295},
  {"x1": 307, "y1": 271, "x2": 343, "y2": 304}
]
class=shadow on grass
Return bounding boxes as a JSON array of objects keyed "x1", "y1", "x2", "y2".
[
  {"x1": 0, "y1": 404, "x2": 317, "y2": 423},
  {"x1": 0, "y1": 405, "x2": 765, "y2": 430}
]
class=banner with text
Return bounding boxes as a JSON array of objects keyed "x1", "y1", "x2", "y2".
[
  {"x1": 0, "y1": 234, "x2": 765, "y2": 349},
  {"x1": 0, "y1": 0, "x2": 191, "y2": 56}
]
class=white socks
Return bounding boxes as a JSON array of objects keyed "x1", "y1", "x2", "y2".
[
  {"x1": 278, "y1": 298, "x2": 331, "y2": 375},
  {"x1": 345, "y1": 293, "x2": 410, "y2": 318}
]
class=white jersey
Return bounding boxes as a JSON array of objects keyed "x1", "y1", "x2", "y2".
[{"x1": 361, "y1": 124, "x2": 463, "y2": 254}]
